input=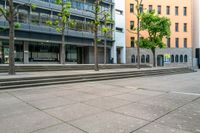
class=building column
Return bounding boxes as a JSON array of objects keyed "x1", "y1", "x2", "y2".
[
  {"x1": 111, "y1": 45, "x2": 117, "y2": 64},
  {"x1": 23, "y1": 41, "x2": 29, "y2": 64}
]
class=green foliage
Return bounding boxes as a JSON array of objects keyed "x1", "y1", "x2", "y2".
[
  {"x1": 31, "y1": 4, "x2": 37, "y2": 10},
  {"x1": 140, "y1": 11, "x2": 171, "y2": 49},
  {"x1": 14, "y1": 22, "x2": 21, "y2": 29},
  {"x1": 46, "y1": 1, "x2": 71, "y2": 33}
]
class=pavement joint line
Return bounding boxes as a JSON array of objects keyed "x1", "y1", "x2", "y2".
[
  {"x1": 7, "y1": 92, "x2": 89, "y2": 133},
  {"x1": 171, "y1": 91, "x2": 200, "y2": 96},
  {"x1": 129, "y1": 96, "x2": 200, "y2": 133}
]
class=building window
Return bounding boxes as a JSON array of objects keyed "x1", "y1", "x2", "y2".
[
  {"x1": 131, "y1": 55, "x2": 135, "y2": 63},
  {"x1": 175, "y1": 6, "x2": 179, "y2": 16},
  {"x1": 180, "y1": 55, "x2": 183, "y2": 62},
  {"x1": 184, "y1": 7, "x2": 187, "y2": 16},
  {"x1": 130, "y1": 4, "x2": 134, "y2": 13},
  {"x1": 166, "y1": 6, "x2": 170, "y2": 15},
  {"x1": 175, "y1": 23, "x2": 179, "y2": 32},
  {"x1": 116, "y1": 27, "x2": 123, "y2": 32},
  {"x1": 184, "y1": 55, "x2": 188, "y2": 62},
  {"x1": 176, "y1": 38, "x2": 179, "y2": 48},
  {"x1": 157, "y1": 5, "x2": 161, "y2": 14},
  {"x1": 171, "y1": 55, "x2": 174, "y2": 63},
  {"x1": 130, "y1": 21, "x2": 134, "y2": 30},
  {"x1": 167, "y1": 38, "x2": 171, "y2": 48},
  {"x1": 184, "y1": 38, "x2": 187, "y2": 48},
  {"x1": 141, "y1": 55, "x2": 145, "y2": 63},
  {"x1": 184, "y1": 23, "x2": 187, "y2": 32},
  {"x1": 175, "y1": 55, "x2": 179, "y2": 62},
  {"x1": 146, "y1": 55, "x2": 150, "y2": 63},
  {"x1": 131, "y1": 37, "x2": 135, "y2": 47},
  {"x1": 149, "y1": 5, "x2": 153, "y2": 12},
  {"x1": 116, "y1": 9, "x2": 123, "y2": 15}
]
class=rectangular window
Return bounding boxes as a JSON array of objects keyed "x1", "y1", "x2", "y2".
[
  {"x1": 130, "y1": 21, "x2": 134, "y2": 30},
  {"x1": 131, "y1": 37, "x2": 135, "y2": 47},
  {"x1": 184, "y1": 7, "x2": 187, "y2": 16},
  {"x1": 116, "y1": 27, "x2": 123, "y2": 32},
  {"x1": 175, "y1": 23, "x2": 179, "y2": 32},
  {"x1": 166, "y1": 6, "x2": 170, "y2": 15},
  {"x1": 184, "y1": 38, "x2": 187, "y2": 48},
  {"x1": 184, "y1": 23, "x2": 187, "y2": 32},
  {"x1": 158, "y1": 5, "x2": 161, "y2": 14},
  {"x1": 116, "y1": 9, "x2": 123, "y2": 15},
  {"x1": 176, "y1": 38, "x2": 179, "y2": 48},
  {"x1": 130, "y1": 4, "x2": 134, "y2": 13},
  {"x1": 149, "y1": 5, "x2": 153, "y2": 12},
  {"x1": 175, "y1": 6, "x2": 179, "y2": 16},
  {"x1": 167, "y1": 38, "x2": 171, "y2": 48}
]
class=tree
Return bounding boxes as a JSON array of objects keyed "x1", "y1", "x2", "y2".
[
  {"x1": 101, "y1": 12, "x2": 113, "y2": 64},
  {"x1": 46, "y1": 0, "x2": 73, "y2": 64},
  {"x1": 0, "y1": 0, "x2": 34, "y2": 75},
  {"x1": 140, "y1": 11, "x2": 171, "y2": 67}
]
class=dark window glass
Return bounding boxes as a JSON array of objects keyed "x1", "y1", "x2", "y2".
[
  {"x1": 175, "y1": 55, "x2": 179, "y2": 62},
  {"x1": 130, "y1": 4, "x2": 134, "y2": 13},
  {"x1": 158, "y1": 5, "x2": 161, "y2": 14},
  {"x1": 176, "y1": 38, "x2": 179, "y2": 48},
  {"x1": 171, "y1": 55, "x2": 174, "y2": 63},
  {"x1": 184, "y1": 55, "x2": 188, "y2": 62},
  {"x1": 184, "y1": 23, "x2": 187, "y2": 32},
  {"x1": 167, "y1": 38, "x2": 171, "y2": 48},
  {"x1": 184, "y1": 7, "x2": 187, "y2": 16},
  {"x1": 166, "y1": 6, "x2": 170, "y2": 15},
  {"x1": 146, "y1": 55, "x2": 150, "y2": 63},
  {"x1": 175, "y1": 6, "x2": 179, "y2": 16},
  {"x1": 149, "y1": 5, "x2": 153, "y2": 12},
  {"x1": 175, "y1": 23, "x2": 179, "y2": 32},
  {"x1": 180, "y1": 55, "x2": 183, "y2": 62},
  {"x1": 131, "y1": 37, "x2": 135, "y2": 47},
  {"x1": 130, "y1": 21, "x2": 134, "y2": 30},
  {"x1": 131, "y1": 55, "x2": 135, "y2": 63}
]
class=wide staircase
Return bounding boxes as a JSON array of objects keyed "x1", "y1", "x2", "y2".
[
  {"x1": 0, "y1": 64, "x2": 150, "y2": 73},
  {"x1": 0, "y1": 67, "x2": 195, "y2": 90}
]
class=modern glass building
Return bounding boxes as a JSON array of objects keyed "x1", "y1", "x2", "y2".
[{"x1": 0, "y1": 0, "x2": 114, "y2": 64}]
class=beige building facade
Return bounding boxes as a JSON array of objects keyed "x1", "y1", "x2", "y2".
[{"x1": 125, "y1": 0, "x2": 192, "y2": 67}]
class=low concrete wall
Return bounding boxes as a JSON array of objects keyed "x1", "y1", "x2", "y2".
[{"x1": 126, "y1": 48, "x2": 192, "y2": 67}]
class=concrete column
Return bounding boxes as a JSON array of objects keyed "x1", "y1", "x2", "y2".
[
  {"x1": 111, "y1": 45, "x2": 117, "y2": 64},
  {"x1": 23, "y1": 41, "x2": 29, "y2": 64},
  {"x1": 120, "y1": 47, "x2": 126, "y2": 64}
]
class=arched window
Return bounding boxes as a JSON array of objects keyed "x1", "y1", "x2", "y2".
[
  {"x1": 141, "y1": 55, "x2": 145, "y2": 63},
  {"x1": 184, "y1": 55, "x2": 188, "y2": 62},
  {"x1": 171, "y1": 55, "x2": 174, "y2": 63},
  {"x1": 146, "y1": 55, "x2": 150, "y2": 63},
  {"x1": 180, "y1": 55, "x2": 183, "y2": 62},
  {"x1": 175, "y1": 55, "x2": 179, "y2": 63},
  {"x1": 131, "y1": 55, "x2": 135, "y2": 63}
]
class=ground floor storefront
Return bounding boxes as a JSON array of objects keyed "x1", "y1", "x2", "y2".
[
  {"x1": 0, "y1": 40, "x2": 111, "y2": 64},
  {"x1": 126, "y1": 48, "x2": 193, "y2": 67}
]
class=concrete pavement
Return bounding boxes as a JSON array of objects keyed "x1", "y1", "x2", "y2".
[{"x1": 0, "y1": 71, "x2": 199, "y2": 133}]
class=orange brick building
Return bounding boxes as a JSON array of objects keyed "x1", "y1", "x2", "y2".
[{"x1": 125, "y1": 0, "x2": 192, "y2": 67}]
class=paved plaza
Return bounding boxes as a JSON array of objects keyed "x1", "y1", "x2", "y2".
[{"x1": 0, "y1": 70, "x2": 200, "y2": 133}]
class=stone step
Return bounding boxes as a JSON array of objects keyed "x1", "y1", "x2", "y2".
[{"x1": 0, "y1": 68, "x2": 195, "y2": 90}]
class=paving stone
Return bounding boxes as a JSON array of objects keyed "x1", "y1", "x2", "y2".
[
  {"x1": 134, "y1": 123, "x2": 192, "y2": 133},
  {"x1": 113, "y1": 102, "x2": 171, "y2": 121},
  {"x1": 83, "y1": 97, "x2": 131, "y2": 110},
  {"x1": 56, "y1": 90, "x2": 100, "y2": 102},
  {"x1": 112, "y1": 93, "x2": 151, "y2": 102},
  {"x1": 44, "y1": 103, "x2": 103, "y2": 122},
  {"x1": 32, "y1": 123, "x2": 85, "y2": 133},
  {"x1": 130, "y1": 89, "x2": 165, "y2": 96},
  {"x1": 156, "y1": 108, "x2": 200, "y2": 133},
  {"x1": 70, "y1": 111, "x2": 148, "y2": 133},
  {"x1": 27, "y1": 96, "x2": 77, "y2": 110},
  {"x1": 0, "y1": 111, "x2": 61, "y2": 133}
]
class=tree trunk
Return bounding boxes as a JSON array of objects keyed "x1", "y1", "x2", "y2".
[
  {"x1": 8, "y1": 0, "x2": 15, "y2": 75},
  {"x1": 60, "y1": 28, "x2": 65, "y2": 64},
  {"x1": 104, "y1": 35, "x2": 107, "y2": 64},
  {"x1": 152, "y1": 48, "x2": 156, "y2": 67},
  {"x1": 136, "y1": 1, "x2": 141, "y2": 69},
  {"x1": 94, "y1": 0, "x2": 99, "y2": 71}
]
